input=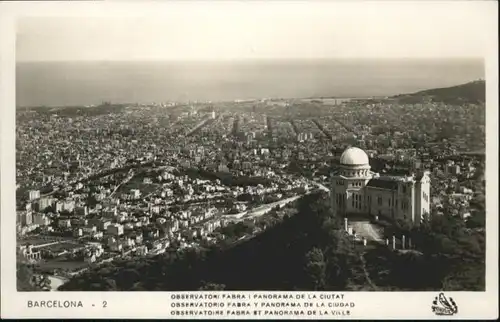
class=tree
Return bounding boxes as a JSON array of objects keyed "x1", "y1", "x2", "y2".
[
  {"x1": 400, "y1": 210, "x2": 486, "y2": 291},
  {"x1": 42, "y1": 205, "x2": 56, "y2": 214},
  {"x1": 465, "y1": 211, "x2": 485, "y2": 228},
  {"x1": 17, "y1": 263, "x2": 52, "y2": 291},
  {"x1": 198, "y1": 281, "x2": 226, "y2": 290},
  {"x1": 326, "y1": 230, "x2": 361, "y2": 290},
  {"x1": 17, "y1": 263, "x2": 36, "y2": 291},
  {"x1": 33, "y1": 274, "x2": 52, "y2": 291},
  {"x1": 304, "y1": 248, "x2": 327, "y2": 290},
  {"x1": 170, "y1": 205, "x2": 181, "y2": 214},
  {"x1": 237, "y1": 193, "x2": 253, "y2": 202},
  {"x1": 130, "y1": 282, "x2": 146, "y2": 291},
  {"x1": 394, "y1": 218, "x2": 412, "y2": 236},
  {"x1": 224, "y1": 199, "x2": 235, "y2": 209},
  {"x1": 86, "y1": 194, "x2": 98, "y2": 209},
  {"x1": 115, "y1": 269, "x2": 141, "y2": 290},
  {"x1": 59, "y1": 210, "x2": 72, "y2": 217}
]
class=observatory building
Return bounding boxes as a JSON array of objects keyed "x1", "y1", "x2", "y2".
[{"x1": 330, "y1": 147, "x2": 430, "y2": 225}]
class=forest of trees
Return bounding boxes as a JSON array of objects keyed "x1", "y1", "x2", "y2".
[
  {"x1": 17, "y1": 263, "x2": 52, "y2": 291},
  {"x1": 366, "y1": 212, "x2": 485, "y2": 291},
  {"x1": 54, "y1": 191, "x2": 485, "y2": 292}
]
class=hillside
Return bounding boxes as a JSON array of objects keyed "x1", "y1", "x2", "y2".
[
  {"x1": 59, "y1": 193, "x2": 371, "y2": 291},
  {"x1": 56, "y1": 192, "x2": 485, "y2": 292},
  {"x1": 392, "y1": 80, "x2": 485, "y2": 105}
]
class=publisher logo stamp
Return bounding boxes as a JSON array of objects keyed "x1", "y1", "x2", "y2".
[{"x1": 432, "y1": 293, "x2": 458, "y2": 316}]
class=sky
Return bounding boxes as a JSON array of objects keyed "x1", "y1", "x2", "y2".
[{"x1": 16, "y1": 1, "x2": 495, "y2": 62}]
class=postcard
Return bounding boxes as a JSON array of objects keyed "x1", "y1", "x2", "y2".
[{"x1": 1, "y1": 0, "x2": 498, "y2": 320}]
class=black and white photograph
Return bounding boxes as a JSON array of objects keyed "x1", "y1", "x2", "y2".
[{"x1": 1, "y1": 0, "x2": 498, "y2": 320}]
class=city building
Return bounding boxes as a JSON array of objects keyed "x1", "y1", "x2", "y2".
[
  {"x1": 58, "y1": 219, "x2": 72, "y2": 228},
  {"x1": 107, "y1": 223, "x2": 124, "y2": 236},
  {"x1": 446, "y1": 162, "x2": 461, "y2": 175},
  {"x1": 73, "y1": 228, "x2": 83, "y2": 237},
  {"x1": 330, "y1": 147, "x2": 430, "y2": 225},
  {"x1": 38, "y1": 197, "x2": 53, "y2": 211},
  {"x1": 75, "y1": 206, "x2": 88, "y2": 216},
  {"x1": 29, "y1": 190, "x2": 40, "y2": 201},
  {"x1": 33, "y1": 213, "x2": 50, "y2": 226},
  {"x1": 17, "y1": 211, "x2": 33, "y2": 226},
  {"x1": 18, "y1": 245, "x2": 41, "y2": 261}
]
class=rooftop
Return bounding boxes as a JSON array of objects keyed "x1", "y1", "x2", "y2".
[
  {"x1": 366, "y1": 178, "x2": 399, "y2": 190},
  {"x1": 340, "y1": 147, "x2": 369, "y2": 166}
]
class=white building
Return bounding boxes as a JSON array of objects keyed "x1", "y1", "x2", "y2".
[
  {"x1": 130, "y1": 189, "x2": 141, "y2": 199},
  {"x1": 58, "y1": 219, "x2": 72, "y2": 228},
  {"x1": 82, "y1": 225, "x2": 97, "y2": 234},
  {"x1": 100, "y1": 220, "x2": 111, "y2": 230},
  {"x1": 18, "y1": 245, "x2": 41, "y2": 261},
  {"x1": 330, "y1": 147, "x2": 430, "y2": 225},
  {"x1": 38, "y1": 197, "x2": 53, "y2": 211},
  {"x1": 29, "y1": 190, "x2": 40, "y2": 201},
  {"x1": 63, "y1": 200, "x2": 76, "y2": 213}
]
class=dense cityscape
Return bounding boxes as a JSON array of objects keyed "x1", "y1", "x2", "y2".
[{"x1": 16, "y1": 80, "x2": 486, "y2": 292}]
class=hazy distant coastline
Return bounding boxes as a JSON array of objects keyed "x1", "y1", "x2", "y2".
[{"x1": 16, "y1": 58, "x2": 484, "y2": 107}]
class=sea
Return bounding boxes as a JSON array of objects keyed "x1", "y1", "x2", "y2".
[{"x1": 16, "y1": 59, "x2": 485, "y2": 107}]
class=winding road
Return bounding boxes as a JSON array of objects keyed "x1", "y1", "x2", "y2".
[{"x1": 48, "y1": 275, "x2": 69, "y2": 291}]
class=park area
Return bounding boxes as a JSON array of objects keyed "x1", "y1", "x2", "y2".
[{"x1": 116, "y1": 175, "x2": 161, "y2": 198}]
